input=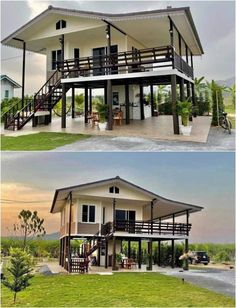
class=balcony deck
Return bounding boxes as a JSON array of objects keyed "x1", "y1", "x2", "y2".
[{"x1": 58, "y1": 45, "x2": 194, "y2": 83}]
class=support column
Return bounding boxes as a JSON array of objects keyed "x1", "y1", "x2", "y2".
[
  {"x1": 125, "y1": 83, "x2": 130, "y2": 124},
  {"x1": 128, "y1": 240, "x2": 131, "y2": 259},
  {"x1": 63, "y1": 236, "x2": 67, "y2": 269},
  {"x1": 140, "y1": 84, "x2": 145, "y2": 120},
  {"x1": 187, "y1": 81, "x2": 191, "y2": 100},
  {"x1": 89, "y1": 88, "x2": 92, "y2": 113},
  {"x1": 59, "y1": 238, "x2": 62, "y2": 265},
  {"x1": 171, "y1": 240, "x2": 175, "y2": 268},
  {"x1": 97, "y1": 243, "x2": 101, "y2": 266},
  {"x1": 184, "y1": 238, "x2": 189, "y2": 270},
  {"x1": 171, "y1": 74, "x2": 179, "y2": 134},
  {"x1": 67, "y1": 192, "x2": 72, "y2": 273},
  {"x1": 22, "y1": 41, "x2": 26, "y2": 109},
  {"x1": 150, "y1": 200, "x2": 154, "y2": 235},
  {"x1": 158, "y1": 240, "x2": 161, "y2": 266},
  {"x1": 150, "y1": 83, "x2": 155, "y2": 117},
  {"x1": 84, "y1": 84, "x2": 88, "y2": 124},
  {"x1": 105, "y1": 240, "x2": 108, "y2": 268},
  {"x1": 112, "y1": 236, "x2": 117, "y2": 270},
  {"x1": 71, "y1": 86, "x2": 75, "y2": 118},
  {"x1": 147, "y1": 240, "x2": 153, "y2": 270},
  {"x1": 107, "y1": 80, "x2": 113, "y2": 130},
  {"x1": 180, "y1": 77, "x2": 185, "y2": 101},
  {"x1": 61, "y1": 84, "x2": 66, "y2": 128},
  {"x1": 138, "y1": 239, "x2": 142, "y2": 269},
  {"x1": 191, "y1": 83, "x2": 197, "y2": 117}
]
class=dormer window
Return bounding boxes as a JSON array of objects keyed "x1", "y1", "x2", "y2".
[
  {"x1": 56, "y1": 20, "x2": 66, "y2": 30},
  {"x1": 109, "y1": 186, "x2": 119, "y2": 194}
]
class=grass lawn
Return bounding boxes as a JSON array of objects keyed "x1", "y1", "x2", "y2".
[
  {"x1": 1, "y1": 132, "x2": 90, "y2": 151},
  {"x1": 1, "y1": 273, "x2": 235, "y2": 307}
]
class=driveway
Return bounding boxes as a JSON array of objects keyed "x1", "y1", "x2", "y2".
[
  {"x1": 52, "y1": 127, "x2": 235, "y2": 152},
  {"x1": 163, "y1": 268, "x2": 235, "y2": 298}
]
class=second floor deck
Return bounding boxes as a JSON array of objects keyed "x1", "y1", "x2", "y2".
[{"x1": 58, "y1": 45, "x2": 194, "y2": 81}]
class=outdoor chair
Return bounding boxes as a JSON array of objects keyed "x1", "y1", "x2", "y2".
[{"x1": 113, "y1": 111, "x2": 123, "y2": 125}]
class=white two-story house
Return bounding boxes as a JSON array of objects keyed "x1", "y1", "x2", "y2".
[
  {"x1": 50, "y1": 176, "x2": 203, "y2": 272},
  {"x1": 2, "y1": 5, "x2": 203, "y2": 133}
]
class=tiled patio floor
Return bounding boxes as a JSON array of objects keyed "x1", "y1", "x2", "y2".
[{"x1": 2, "y1": 115, "x2": 212, "y2": 143}]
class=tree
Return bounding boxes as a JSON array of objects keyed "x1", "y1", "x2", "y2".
[
  {"x1": 75, "y1": 94, "x2": 84, "y2": 114},
  {"x1": 14, "y1": 210, "x2": 46, "y2": 249},
  {"x1": 227, "y1": 84, "x2": 236, "y2": 105},
  {"x1": 207, "y1": 80, "x2": 225, "y2": 125},
  {"x1": 194, "y1": 76, "x2": 205, "y2": 97},
  {"x1": 2, "y1": 248, "x2": 33, "y2": 303}
]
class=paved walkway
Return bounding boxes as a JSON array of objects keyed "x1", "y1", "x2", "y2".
[
  {"x1": 52, "y1": 127, "x2": 235, "y2": 152},
  {"x1": 2, "y1": 115, "x2": 212, "y2": 143}
]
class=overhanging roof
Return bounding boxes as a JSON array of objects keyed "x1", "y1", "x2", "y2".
[
  {"x1": 1, "y1": 75, "x2": 21, "y2": 88},
  {"x1": 50, "y1": 176, "x2": 203, "y2": 218},
  {"x1": 1, "y1": 6, "x2": 204, "y2": 55}
]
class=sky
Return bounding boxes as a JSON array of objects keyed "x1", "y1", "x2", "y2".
[
  {"x1": 1, "y1": 0, "x2": 235, "y2": 96},
  {"x1": 1, "y1": 151, "x2": 235, "y2": 243}
]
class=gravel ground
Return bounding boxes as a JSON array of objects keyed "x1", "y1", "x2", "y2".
[
  {"x1": 163, "y1": 268, "x2": 235, "y2": 298},
  {"x1": 52, "y1": 127, "x2": 235, "y2": 152}
]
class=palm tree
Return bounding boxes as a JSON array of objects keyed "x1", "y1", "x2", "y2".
[
  {"x1": 227, "y1": 84, "x2": 236, "y2": 105},
  {"x1": 194, "y1": 76, "x2": 206, "y2": 96}
]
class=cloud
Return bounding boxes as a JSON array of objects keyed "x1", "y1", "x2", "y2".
[{"x1": 26, "y1": 0, "x2": 50, "y2": 18}]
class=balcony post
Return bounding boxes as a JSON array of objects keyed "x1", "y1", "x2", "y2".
[
  {"x1": 22, "y1": 41, "x2": 26, "y2": 109},
  {"x1": 186, "y1": 210, "x2": 189, "y2": 236},
  {"x1": 171, "y1": 74, "x2": 179, "y2": 134},
  {"x1": 112, "y1": 236, "x2": 117, "y2": 270},
  {"x1": 150, "y1": 83, "x2": 155, "y2": 117},
  {"x1": 140, "y1": 84, "x2": 145, "y2": 120},
  {"x1": 172, "y1": 214, "x2": 175, "y2": 235},
  {"x1": 150, "y1": 200, "x2": 154, "y2": 234},
  {"x1": 125, "y1": 83, "x2": 130, "y2": 124},
  {"x1": 71, "y1": 86, "x2": 75, "y2": 119},
  {"x1": 171, "y1": 239, "x2": 175, "y2": 268},
  {"x1": 138, "y1": 239, "x2": 142, "y2": 269},
  {"x1": 106, "y1": 25, "x2": 113, "y2": 130},
  {"x1": 185, "y1": 43, "x2": 189, "y2": 64},
  {"x1": 112, "y1": 198, "x2": 116, "y2": 232},
  {"x1": 84, "y1": 84, "x2": 88, "y2": 124},
  {"x1": 60, "y1": 34, "x2": 66, "y2": 128}
]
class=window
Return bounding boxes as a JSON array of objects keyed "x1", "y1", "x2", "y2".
[
  {"x1": 51, "y1": 50, "x2": 62, "y2": 70},
  {"x1": 5, "y1": 90, "x2": 9, "y2": 99},
  {"x1": 109, "y1": 186, "x2": 119, "y2": 194},
  {"x1": 82, "y1": 205, "x2": 95, "y2": 223},
  {"x1": 56, "y1": 20, "x2": 66, "y2": 30}
]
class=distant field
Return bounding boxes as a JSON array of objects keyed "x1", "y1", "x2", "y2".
[{"x1": 1, "y1": 273, "x2": 235, "y2": 307}]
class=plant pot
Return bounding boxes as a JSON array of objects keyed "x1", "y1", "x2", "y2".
[
  {"x1": 180, "y1": 125, "x2": 192, "y2": 136},
  {"x1": 99, "y1": 122, "x2": 107, "y2": 131}
]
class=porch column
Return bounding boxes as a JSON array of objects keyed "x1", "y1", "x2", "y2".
[
  {"x1": 89, "y1": 88, "x2": 93, "y2": 113},
  {"x1": 150, "y1": 83, "x2": 155, "y2": 117},
  {"x1": 186, "y1": 210, "x2": 189, "y2": 236},
  {"x1": 147, "y1": 240, "x2": 153, "y2": 270},
  {"x1": 71, "y1": 86, "x2": 75, "y2": 118},
  {"x1": 172, "y1": 214, "x2": 175, "y2": 236},
  {"x1": 185, "y1": 238, "x2": 189, "y2": 270},
  {"x1": 138, "y1": 239, "x2": 142, "y2": 269},
  {"x1": 187, "y1": 81, "x2": 191, "y2": 100},
  {"x1": 67, "y1": 192, "x2": 72, "y2": 273},
  {"x1": 63, "y1": 236, "x2": 67, "y2": 269},
  {"x1": 140, "y1": 84, "x2": 145, "y2": 120},
  {"x1": 128, "y1": 240, "x2": 131, "y2": 259},
  {"x1": 112, "y1": 236, "x2": 117, "y2": 270},
  {"x1": 171, "y1": 240, "x2": 175, "y2": 268},
  {"x1": 180, "y1": 77, "x2": 185, "y2": 101},
  {"x1": 97, "y1": 243, "x2": 101, "y2": 266},
  {"x1": 158, "y1": 240, "x2": 161, "y2": 266},
  {"x1": 125, "y1": 83, "x2": 130, "y2": 124},
  {"x1": 191, "y1": 83, "x2": 196, "y2": 112},
  {"x1": 112, "y1": 198, "x2": 116, "y2": 230},
  {"x1": 105, "y1": 240, "x2": 108, "y2": 268},
  {"x1": 150, "y1": 200, "x2": 154, "y2": 235},
  {"x1": 104, "y1": 85, "x2": 107, "y2": 105},
  {"x1": 59, "y1": 238, "x2": 62, "y2": 265},
  {"x1": 107, "y1": 80, "x2": 113, "y2": 130},
  {"x1": 60, "y1": 34, "x2": 66, "y2": 128},
  {"x1": 171, "y1": 74, "x2": 179, "y2": 134},
  {"x1": 84, "y1": 84, "x2": 88, "y2": 124},
  {"x1": 22, "y1": 41, "x2": 26, "y2": 109}
]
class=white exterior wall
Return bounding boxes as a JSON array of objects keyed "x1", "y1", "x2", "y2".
[{"x1": 1, "y1": 80, "x2": 14, "y2": 100}]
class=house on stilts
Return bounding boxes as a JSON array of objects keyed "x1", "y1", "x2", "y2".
[
  {"x1": 2, "y1": 6, "x2": 203, "y2": 134},
  {"x1": 50, "y1": 176, "x2": 203, "y2": 272}
]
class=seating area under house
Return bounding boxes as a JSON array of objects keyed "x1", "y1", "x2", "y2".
[
  {"x1": 1, "y1": 5, "x2": 204, "y2": 135},
  {"x1": 50, "y1": 176, "x2": 203, "y2": 273}
]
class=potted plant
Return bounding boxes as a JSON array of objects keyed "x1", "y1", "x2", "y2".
[
  {"x1": 177, "y1": 100, "x2": 192, "y2": 136},
  {"x1": 96, "y1": 102, "x2": 108, "y2": 131}
]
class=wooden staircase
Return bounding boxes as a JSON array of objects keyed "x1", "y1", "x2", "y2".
[{"x1": 3, "y1": 70, "x2": 65, "y2": 130}]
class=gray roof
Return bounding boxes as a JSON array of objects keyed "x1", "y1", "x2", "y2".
[{"x1": 1, "y1": 75, "x2": 21, "y2": 88}]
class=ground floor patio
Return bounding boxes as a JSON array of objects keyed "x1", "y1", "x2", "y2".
[{"x1": 2, "y1": 115, "x2": 212, "y2": 143}]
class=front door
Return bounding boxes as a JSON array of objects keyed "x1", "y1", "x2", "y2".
[
  {"x1": 128, "y1": 210, "x2": 136, "y2": 233},
  {"x1": 115, "y1": 210, "x2": 126, "y2": 231},
  {"x1": 93, "y1": 47, "x2": 105, "y2": 76}
]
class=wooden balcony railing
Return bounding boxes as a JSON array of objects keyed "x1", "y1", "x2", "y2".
[
  {"x1": 113, "y1": 220, "x2": 191, "y2": 236},
  {"x1": 57, "y1": 45, "x2": 194, "y2": 79}
]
